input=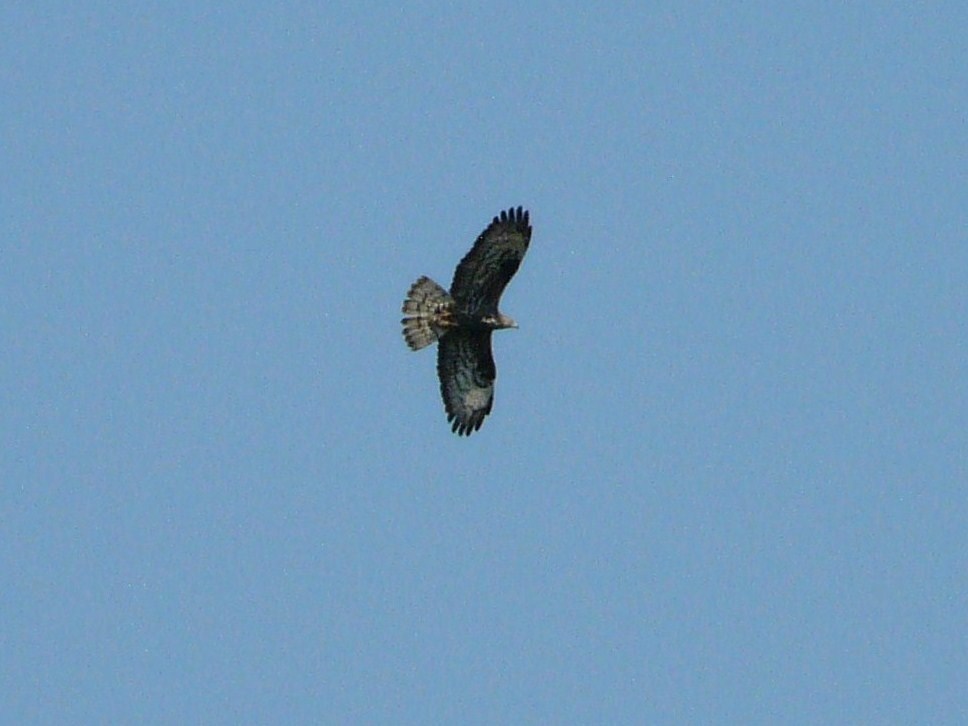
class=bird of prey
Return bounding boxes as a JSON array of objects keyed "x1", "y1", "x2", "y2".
[{"x1": 402, "y1": 206, "x2": 532, "y2": 436}]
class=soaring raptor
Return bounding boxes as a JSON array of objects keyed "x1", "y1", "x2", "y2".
[{"x1": 402, "y1": 207, "x2": 532, "y2": 436}]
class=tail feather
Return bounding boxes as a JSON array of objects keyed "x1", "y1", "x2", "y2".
[{"x1": 401, "y1": 276, "x2": 456, "y2": 351}]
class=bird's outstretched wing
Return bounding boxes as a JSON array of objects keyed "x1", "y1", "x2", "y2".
[
  {"x1": 436, "y1": 329, "x2": 495, "y2": 436},
  {"x1": 450, "y1": 206, "x2": 531, "y2": 314}
]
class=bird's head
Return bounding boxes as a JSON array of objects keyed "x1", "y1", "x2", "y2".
[{"x1": 485, "y1": 313, "x2": 518, "y2": 330}]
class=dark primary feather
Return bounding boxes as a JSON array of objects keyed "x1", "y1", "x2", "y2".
[
  {"x1": 436, "y1": 329, "x2": 495, "y2": 436},
  {"x1": 450, "y1": 206, "x2": 531, "y2": 314}
]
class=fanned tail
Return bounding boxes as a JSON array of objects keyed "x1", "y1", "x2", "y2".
[{"x1": 401, "y1": 276, "x2": 456, "y2": 351}]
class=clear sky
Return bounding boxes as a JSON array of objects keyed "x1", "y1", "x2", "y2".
[{"x1": 3, "y1": 3, "x2": 966, "y2": 723}]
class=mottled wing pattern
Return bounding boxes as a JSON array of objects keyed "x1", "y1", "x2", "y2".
[
  {"x1": 436, "y1": 329, "x2": 495, "y2": 436},
  {"x1": 450, "y1": 206, "x2": 531, "y2": 313}
]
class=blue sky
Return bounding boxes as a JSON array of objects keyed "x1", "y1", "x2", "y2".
[{"x1": 3, "y1": 3, "x2": 966, "y2": 722}]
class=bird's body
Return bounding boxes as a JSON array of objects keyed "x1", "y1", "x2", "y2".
[{"x1": 402, "y1": 207, "x2": 532, "y2": 436}]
